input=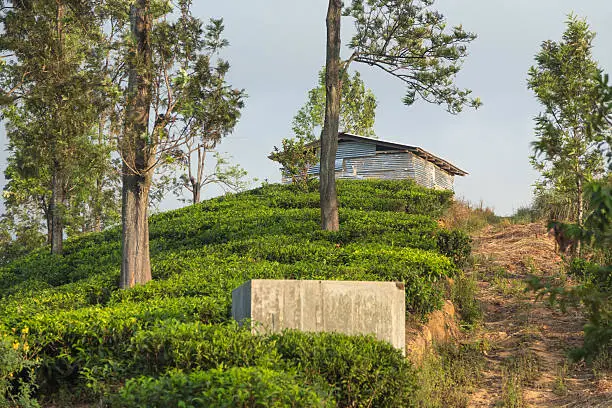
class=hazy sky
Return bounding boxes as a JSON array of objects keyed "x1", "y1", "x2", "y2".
[{"x1": 1, "y1": 1, "x2": 611, "y2": 216}]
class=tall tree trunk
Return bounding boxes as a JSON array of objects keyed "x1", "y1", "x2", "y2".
[
  {"x1": 121, "y1": 166, "x2": 152, "y2": 287},
  {"x1": 93, "y1": 176, "x2": 103, "y2": 233},
  {"x1": 576, "y1": 175, "x2": 584, "y2": 256},
  {"x1": 46, "y1": 215, "x2": 52, "y2": 245},
  {"x1": 49, "y1": 1, "x2": 66, "y2": 255},
  {"x1": 50, "y1": 163, "x2": 64, "y2": 255},
  {"x1": 193, "y1": 146, "x2": 205, "y2": 204},
  {"x1": 192, "y1": 181, "x2": 200, "y2": 204},
  {"x1": 120, "y1": 0, "x2": 153, "y2": 289},
  {"x1": 93, "y1": 115, "x2": 106, "y2": 233},
  {"x1": 42, "y1": 199, "x2": 52, "y2": 245},
  {"x1": 320, "y1": 0, "x2": 342, "y2": 231}
]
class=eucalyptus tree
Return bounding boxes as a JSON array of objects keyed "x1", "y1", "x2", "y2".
[
  {"x1": 172, "y1": 18, "x2": 246, "y2": 205},
  {"x1": 319, "y1": 0, "x2": 481, "y2": 231},
  {"x1": 528, "y1": 15, "x2": 607, "y2": 229},
  {"x1": 270, "y1": 67, "x2": 376, "y2": 189},
  {"x1": 0, "y1": 0, "x2": 113, "y2": 254},
  {"x1": 294, "y1": 67, "x2": 377, "y2": 141},
  {"x1": 118, "y1": 0, "x2": 244, "y2": 287}
]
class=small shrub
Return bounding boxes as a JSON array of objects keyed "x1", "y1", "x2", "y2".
[
  {"x1": 569, "y1": 258, "x2": 611, "y2": 289},
  {"x1": 110, "y1": 367, "x2": 335, "y2": 408},
  {"x1": 0, "y1": 330, "x2": 39, "y2": 408},
  {"x1": 437, "y1": 229, "x2": 472, "y2": 267},
  {"x1": 500, "y1": 367, "x2": 524, "y2": 408},
  {"x1": 272, "y1": 330, "x2": 418, "y2": 408},
  {"x1": 451, "y1": 272, "x2": 482, "y2": 330}
]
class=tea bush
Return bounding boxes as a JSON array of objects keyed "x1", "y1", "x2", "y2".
[
  {"x1": 272, "y1": 331, "x2": 418, "y2": 408},
  {"x1": 110, "y1": 367, "x2": 335, "y2": 408},
  {"x1": 0, "y1": 180, "x2": 466, "y2": 404}
]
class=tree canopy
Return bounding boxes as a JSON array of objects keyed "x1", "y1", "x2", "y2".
[
  {"x1": 528, "y1": 15, "x2": 608, "y2": 226},
  {"x1": 293, "y1": 67, "x2": 377, "y2": 141}
]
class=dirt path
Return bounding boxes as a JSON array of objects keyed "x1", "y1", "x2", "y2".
[{"x1": 467, "y1": 223, "x2": 611, "y2": 408}]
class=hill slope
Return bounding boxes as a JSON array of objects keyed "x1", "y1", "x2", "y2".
[{"x1": 0, "y1": 180, "x2": 469, "y2": 407}]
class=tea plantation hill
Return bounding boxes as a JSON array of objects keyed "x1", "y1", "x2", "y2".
[{"x1": 0, "y1": 180, "x2": 471, "y2": 407}]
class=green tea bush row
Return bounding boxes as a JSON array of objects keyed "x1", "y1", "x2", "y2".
[
  {"x1": 0, "y1": 180, "x2": 454, "y2": 299},
  {"x1": 124, "y1": 323, "x2": 417, "y2": 408},
  {"x1": 272, "y1": 330, "x2": 418, "y2": 408},
  {"x1": 110, "y1": 367, "x2": 335, "y2": 408},
  {"x1": 18, "y1": 297, "x2": 226, "y2": 392}
]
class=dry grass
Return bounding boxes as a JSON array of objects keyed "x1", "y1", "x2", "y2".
[
  {"x1": 472, "y1": 223, "x2": 563, "y2": 277},
  {"x1": 442, "y1": 199, "x2": 500, "y2": 233}
]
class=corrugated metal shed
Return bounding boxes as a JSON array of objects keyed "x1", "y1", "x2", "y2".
[{"x1": 279, "y1": 133, "x2": 466, "y2": 190}]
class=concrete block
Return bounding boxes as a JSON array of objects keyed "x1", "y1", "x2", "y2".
[{"x1": 232, "y1": 280, "x2": 405, "y2": 353}]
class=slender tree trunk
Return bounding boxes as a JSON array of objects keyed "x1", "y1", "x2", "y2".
[
  {"x1": 49, "y1": 1, "x2": 66, "y2": 255},
  {"x1": 50, "y1": 163, "x2": 64, "y2": 255},
  {"x1": 93, "y1": 176, "x2": 103, "y2": 233},
  {"x1": 46, "y1": 216, "x2": 52, "y2": 245},
  {"x1": 576, "y1": 175, "x2": 583, "y2": 256},
  {"x1": 120, "y1": 0, "x2": 153, "y2": 289},
  {"x1": 194, "y1": 184, "x2": 201, "y2": 204},
  {"x1": 192, "y1": 147, "x2": 203, "y2": 204},
  {"x1": 320, "y1": 0, "x2": 342, "y2": 231},
  {"x1": 93, "y1": 115, "x2": 105, "y2": 233},
  {"x1": 44, "y1": 201, "x2": 52, "y2": 245}
]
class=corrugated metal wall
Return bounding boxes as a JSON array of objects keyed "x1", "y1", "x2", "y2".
[
  {"x1": 435, "y1": 167, "x2": 454, "y2": 190},
  {"x1": 337, "y1": 141, "x2": 376, "y2": 158},
  {"x1": 282, "y1": 141, "x2": 455, "y2": 190},
  {"x1": 341, "y1": 153, "x2": 412, "y2": 180}
]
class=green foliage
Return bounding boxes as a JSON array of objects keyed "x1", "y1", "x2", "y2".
[
  {"x1": 110, "y1": 367, "x2": 335, "y2": 408},
  {"x1": 344, "y1": 0, "x2": 481, "y2": 113},
  {"x1": 0, "y1": 180, "x2": 464, "y2": 404},
  {"x1": 414, "y1": 342, "x2": 486, "y2": 408},
  {"x1": 437, "y1": 229, "x2": 472, "y2": 267},
  {"x1": 271, "y1": 331, "x2": 418, "y2": 408},
  {"x1": 292, "y1": 67, "x2": 377, "y2": 140},
  {"x1": 269, "y1": 136, "x2": 318, "y2": 189},
  {"x1": 451, "y1": 272, "x2": 483, "y2": 330},
  {"x1": 526, "y1": 15, "x2": 611, "y2": 364},
  {"x1": 528, "y1": 265, "x2": 610, "y2": 362},
  {"x1": 0, "y1": 0, "x2": 121, "y2": 253},
  {"x1": 127, "y1": 322, "x2": 281, "y2": 376},
  {"x1": 0, "y1": 330, "x2": 39, "y2": 408},
  {"x1": 528, "y1": 15, "x2": 607, "y2": 224},
  {"x1": 569, "y1": 258, "x2": 611, "y2": 290}
]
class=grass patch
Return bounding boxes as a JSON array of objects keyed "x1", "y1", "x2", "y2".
[
  {"x1": 496, "y1": 347, "x2": 541, "y2": 407},
  {"x1": 451, "y1": 272, "x2": 483, "y2": 330},
  {"x1": 414, "y1": 341, "x2": 486, "y2": 407}
]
